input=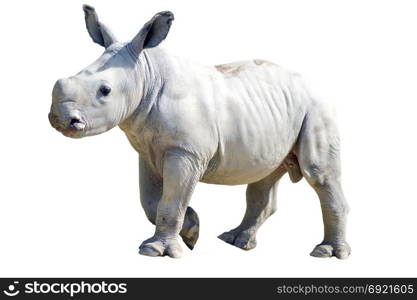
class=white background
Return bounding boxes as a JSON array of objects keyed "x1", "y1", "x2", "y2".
[{"x1": 0, "y1": 0, "x2": 416, "y2": 277}]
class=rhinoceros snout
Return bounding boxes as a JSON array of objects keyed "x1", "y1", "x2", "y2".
[
  {"x1": 48, "y1": 108, "x2": 86, "y2": 138},
  {"x1": 48, "y1": 111, "x2": 62, "y2": 130}
]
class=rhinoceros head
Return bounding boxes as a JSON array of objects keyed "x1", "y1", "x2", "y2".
[{"x1": 49, "y1": 5, "x2": 173, "y2": 138}]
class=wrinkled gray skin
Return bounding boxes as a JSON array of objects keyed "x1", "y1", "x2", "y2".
[{"x1": 49, "y1": 5, "x2": 350, "y2": 259}]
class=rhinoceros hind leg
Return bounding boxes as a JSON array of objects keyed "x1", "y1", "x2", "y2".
[
  {"x1": 218, "y1": 167, "x2": 286, "y2": 250},
  {"x1": 296, "y1": 108, "x2": 351, "y2": 259}
]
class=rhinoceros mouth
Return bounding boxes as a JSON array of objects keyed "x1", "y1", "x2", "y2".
[
  {"x1": 48, "y1": 112, "x2": 63, "y2": 130},
  {"x1": 60, "y1": 130, "x2": 85, "y2": 139},
  {"x1": 48, "y1": 111, "x2": 87, "y2": 139}
]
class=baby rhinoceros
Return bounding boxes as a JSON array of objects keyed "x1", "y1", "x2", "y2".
[{"x1": 49, "y1": 5, "x2": 350, "y2": 259}]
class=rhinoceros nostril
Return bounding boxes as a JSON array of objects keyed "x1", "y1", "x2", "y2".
[
  {"x1": 69, "y1": 118, "x2": 86, "y2": 131},
  {"x1": 70, "y1": 118, "x2": 79, "y2": 126}
]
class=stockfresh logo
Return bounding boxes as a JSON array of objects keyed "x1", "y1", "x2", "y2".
[
  {"x1": 2, "y1": 280, "x2": 128, "y2": 297},
  {"x1": 3, "y1": 281, "x2": 20, "y2": 297}
]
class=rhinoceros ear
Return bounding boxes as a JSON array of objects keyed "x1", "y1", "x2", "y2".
[
  {"x1": 83, "y1": 4, "x2": 118, "y2": 48},
  {"x1": 129, "y1": 11, "x2": 174, "y2": 56}
]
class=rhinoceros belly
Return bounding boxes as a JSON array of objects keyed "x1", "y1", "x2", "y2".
[{"x1": 201, "y1": 61, "x2": 307, "y2": 185}]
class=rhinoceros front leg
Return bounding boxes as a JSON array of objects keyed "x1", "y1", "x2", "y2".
[
  {"x1": 139, "y1": 151, "x2": 201, "y2": 258},
  {"x1": 218, "y1": 167, "x2": 286, "y2": 250},
  {"x1": 139, "y1": 158, "x2": 200, "y2": 250}
]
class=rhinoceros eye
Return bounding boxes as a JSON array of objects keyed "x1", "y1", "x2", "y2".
[{"x1": 99, "y1": 85, "x2": 111, "y2": 96}]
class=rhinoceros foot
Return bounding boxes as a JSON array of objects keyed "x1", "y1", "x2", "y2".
[
  {"x1": 218, "y1": 228, "x2": 257, "y2": 250},
  {"x1": 180, "y1": 206, "x2": 200, "y2": 250},
  {"x1": 139, "y1": 236, "x2": 183, "y2": 258},
  {"x1": 310, "y1": 242, "x2": 351, "y2": 259}
]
